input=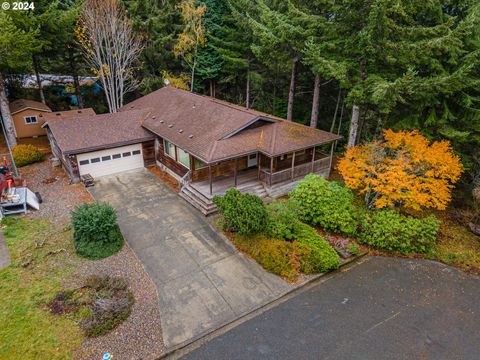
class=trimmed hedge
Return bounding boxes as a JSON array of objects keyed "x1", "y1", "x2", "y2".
[
  {"x1": 290, "y1": 174, "x2": 358, "y2": 236},
  {"x1": 71, "y1": 202, "x2": 124, "y2": 259},
  {"x1": 12, "y1": 144, "x2": 42, "y2": 167},
  {"x1": 213, "y1": 188, "x2": 267, "y2": 236},
  {"x1": 295, "y1": 223, "x2": 340, "y2": 273},
  {"x1": 359, "y1": 209, "x2": 440, "y2": 254}
]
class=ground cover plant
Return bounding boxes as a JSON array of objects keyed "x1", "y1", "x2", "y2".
[
  {"x1": 0, "y1": 217, "x2": 84, "y2": 359},
  {"x1": 12, "y1": 144, "x2": 43, "y2": 167},
  {"x1": 71, "y1": 202, "x2": 123, "y2": 259},
  {"x1": 49, "y1": 275, "x2": 134, "y2": 338}
]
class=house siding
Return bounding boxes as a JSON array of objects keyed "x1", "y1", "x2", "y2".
[
  {"x1": 155, "y1": 137, "x2": 189, "y2": 177},
  {"x1": 13, "y1": 109, "x2": 50, "y2": 138},
  {"x1": 142, "y1": 140, "x2": 155, "y2": 167}
]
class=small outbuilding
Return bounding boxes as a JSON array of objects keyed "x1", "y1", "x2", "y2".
[{"x1": 9, "y1": 99, "x2": 51, "y2": 138}]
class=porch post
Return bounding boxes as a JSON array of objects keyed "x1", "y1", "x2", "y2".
[
  {"x1": 234, "y1": 158, "x2": 238, "y2": 187},
  {"x1": 311, "y1": 146, "x2": 316, "y2": 173},
  {"x1": 258, "y1": 154, "x2": 261, "y2": 180},
  {"x1": 291, "y1": 151, "x2": 296, "y2": 181},
  {"x1": 269, "y1": 156, "x2": 273, "y2": 187},
  {"x1": 209, "y1": 164, "x2": 213, "y2": 195}
]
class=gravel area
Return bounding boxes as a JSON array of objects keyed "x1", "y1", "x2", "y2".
[
  {"x1": 19, "y1": 159, "x2": 165, "y2": 359},
  {"x1": 19, "y1": 159, "x2": 94, "y2": 225},
  {"x1": 72, "y1": 244, "x2": 165, "y2": 360}
]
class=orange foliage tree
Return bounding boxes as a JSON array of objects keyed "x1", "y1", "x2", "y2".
[{"x1": 337, "y1": 130, "x2": 463, "y2": 211}]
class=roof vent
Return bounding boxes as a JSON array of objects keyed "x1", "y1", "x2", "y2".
[
  {"x1": 160, "y1": 120, "x2": 164, "y2": 123},
  {"x1": 188, "y1": 134, "x2": 193, "y2": 139},
  {"x1": 78, "y1": 110, "x2": 82, "y2": 113},
  {"x1": 168, "y1": 124, "x2": 173, "y2": 128},
  {"x1": 152, "y1": 115, "x2": 156, "y2": 119},
  {"x1": 130, "y1": 105, "x2": 134, "y2": 108},
  {"x1": 178, "y1": 129, "x2": 183, "y2": 133},
  {"x1": 56, "y1": 113, "x2": 61, "y2": 116}
]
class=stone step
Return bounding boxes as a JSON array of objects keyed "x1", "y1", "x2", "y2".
[{"x1": 179, "y1": 189, "x2": 217, "y2": 216}]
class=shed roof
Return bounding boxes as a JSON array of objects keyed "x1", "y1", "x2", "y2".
[
  {"x1": 39, "y1": 108, "x2": 96, "y2": 122},
  {"x1": 45, "y1": 110, "x2": 154, "y2": 155},
  {"x1": 129, "y1": 87, "x2": 340, "y2": 163},
  {"x1": 9, "y1": 99, "x2": 51, "y2": 115}
]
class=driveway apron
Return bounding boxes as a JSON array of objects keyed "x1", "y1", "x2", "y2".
[{"x1": 89, "y1": 169, "x2": 292, "y2": 348}]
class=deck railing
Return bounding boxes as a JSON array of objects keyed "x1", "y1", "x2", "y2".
[{"x1": 259, "y1": 156, "x2": 331, "y2": 186}]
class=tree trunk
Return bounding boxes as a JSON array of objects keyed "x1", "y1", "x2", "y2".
[
  {"x1": 287, "y1": 58, "x2": 298, "y2": 121},
  {"x1": 209, "y1": 79, "x2": 216, "y2": 98},
  {"x1": 32, "y1": 55, "x2": 46, "y2": 105},
  {"x1": 330, "y1": 88, "x2": 342, "y2": 132},
  {"x1": 310, "y1": 74, "x2": 321, "y2": 128},
  {"x1": 69, "y1": 50, "x2": 84, "y2": 109},
  {"x1": 246, "y1": 68, "x2": 250, "y2": 109},
  {"x1": 348, "y1": 104, "x2": 360, "y2": 147},
  {"x1": 0, "y1": 74, "x2": 17, "y2": 148}
]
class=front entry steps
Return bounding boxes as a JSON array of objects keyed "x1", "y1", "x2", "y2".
[{"x1": 179, "y1": 184, "x2": 217, "y2": 215}]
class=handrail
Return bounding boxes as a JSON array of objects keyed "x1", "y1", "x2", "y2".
[{"x1": 180, "y1": 170, "x2": 192, "y2": 187}]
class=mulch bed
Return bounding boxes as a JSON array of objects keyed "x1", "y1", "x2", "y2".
[{"x1": 148, "y1": 166, "x2": 180, "y2": 192}]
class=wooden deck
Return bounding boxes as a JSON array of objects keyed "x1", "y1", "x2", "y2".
[{"x1": 190, "y1": 168, "x2": 262, "y2": 199}]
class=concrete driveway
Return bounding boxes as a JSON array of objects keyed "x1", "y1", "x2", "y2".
[{"x1": 89, "y1": 169, "x2": 291, "y2": 349}]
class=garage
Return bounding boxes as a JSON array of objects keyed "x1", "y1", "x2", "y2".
[
  {"x1": 43, "y1": 110, "x2": 155, "y2": 182},
  {"x1": 77, "y1": 144, "x2": 144, "y2": 178}
]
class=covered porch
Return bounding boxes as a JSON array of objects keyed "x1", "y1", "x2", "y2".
[{"x1": 188, "y1": 144, "x2": 334, "y2": 198}]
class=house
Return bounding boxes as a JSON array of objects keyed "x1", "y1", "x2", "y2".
[
  {"x1": 8, "y1": 98, "x2": 96, "y2": 139},
  {"x1": 9, "y1": 99, "x2": 52, "y2": 138},
  {"x1": 44, "y1": 87, "x2": 341, "y2": 214}
]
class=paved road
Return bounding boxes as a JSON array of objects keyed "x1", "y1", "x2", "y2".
[
  {"x1": 90, "y1": 169, "x2": 291, "y2": 349},
  {"x1": 184, "y1": 256, "x2": 480, "y2": 360}
]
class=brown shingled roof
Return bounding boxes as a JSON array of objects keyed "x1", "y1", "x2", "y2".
[
  {"x1": 9, "y1": 99, "x2": 51, "y2": 114},
  {"x1": 45, "y1": 110, "x2": 154, "y2": 155},
  {"x1": 39, "y1": 108, "x2": 96, "y2": 122},
  {"x1": 127, "y1": 87, "x2": 341, "y2": 163}
]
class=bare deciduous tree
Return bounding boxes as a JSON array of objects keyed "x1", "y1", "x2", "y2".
[{"x1": 76, "y1": 0, "x2": 142, "y2": 113}]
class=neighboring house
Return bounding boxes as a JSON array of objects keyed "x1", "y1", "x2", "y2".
[
  {"x1": 9, "y1": 99, "x2": 96, "y2": 139},
  {"x1": 44, "y1": 87, "x2": 341, "y2": 214},
  {"x1": 9, "y1": 99, "x2": 51, "y2": 138}
]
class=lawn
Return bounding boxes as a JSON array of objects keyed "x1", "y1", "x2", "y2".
[{"x1": 0, "y1": 217, "x2": 84, "y2": 360}]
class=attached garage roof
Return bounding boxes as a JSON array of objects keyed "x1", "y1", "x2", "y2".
[
  {"x1": 126, "y1": 87, "x2": 341, "y2": 163},
  {"x1": 9, "y1": 99, "x2": 51, "y2": 115},
  {"x1": 45, "y1": 110, "x2": 155, "y2": 155}
]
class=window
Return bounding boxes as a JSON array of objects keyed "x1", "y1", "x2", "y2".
[
  {"x1": 79, "y1": 159, "x2": 89, "y2": 165},
  {"x1": 194, "y1": 158, "x2": 207, "y2": 169},
  {"x1": 123, "y1": 152, "x2": 131, "y2": 157},
  {"x1": 177, "y1": 147, "x2": 190, "y2": 169},
  {"x1": 91, "y1": 158, "x2": 100, "y2": 163},
  {"x1": 164, "y1": 140, "x2": 176, "y2": 159},
  {"x1": 24, "y1": 116, "x2": 38, "y2": 124},
  {"x1": 112, "y1": 154, "x2": 121, "y2": 159},
  {"x1": 102, "y1": 156, "x2": 111, "y2": 161},
  {"x1": 132, "y1": 150, "x2": 141, "y2": 155}
]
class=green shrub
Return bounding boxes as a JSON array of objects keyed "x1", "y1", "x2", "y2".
[
  {"x1": 290, "y1": 174, "x2": 358, "y2": 236},
  {"x1": 359, "y1": 209, "x2": 440, "y2": 254},
  {"x1": 265, "y1": 200, "x2": 302, "y2": 241},
  {"x1": 294, "y1": 223, "x2": 340, "y2": 273},
  {"x1": 71, "y1": 202, "x2": 123, "y2": 259},
  {"x1": 213, "y1": 188, "x2": 267, "y2": 236},
  {"x1": 12, "y1": 144, "x2": 42, "y2": 167}
]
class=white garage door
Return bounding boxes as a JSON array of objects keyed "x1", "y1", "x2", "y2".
[{"x1": 77, "y1": 144, "x2": 144, "y2": 178}]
